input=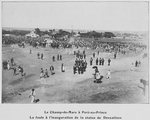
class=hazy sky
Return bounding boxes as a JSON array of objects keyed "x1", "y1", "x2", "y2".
[{"x1": 2, "y1": 2, "x2": 149, "y2": 31}]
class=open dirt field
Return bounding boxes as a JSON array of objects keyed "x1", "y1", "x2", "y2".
[{"x1": 2, "y1": 43, "x2": 149, "y2": 104}]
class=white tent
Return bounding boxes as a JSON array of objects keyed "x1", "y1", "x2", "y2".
[{"x1": 45, "y1": 39, "x2": 53, "y2": 44}]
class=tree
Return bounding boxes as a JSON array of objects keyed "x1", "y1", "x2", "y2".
[
  {"x1": 79, "y1": 31, "x2": 102, "y2": 38},
  {"x1": 59, "y1": 29, "x2": 63, "y2": 33},
  {"x1": 34, "y1": 28, "x2": 41, "y2": 36},
  {"x1": 2, "y1": 30, "x2": 11, "y2": 34},
  {"x1": 103, "y1": 32, "x2": 115, "y2": 38},
  {"x1": 2, "y1": 29, "x2": 30, "y2": 36},
  {"x1": 42, "y1": 30, "x2": 49, "y2": 35},
  {"x1": 49, "y1": 30, "x2": 53, "y2": 33}
]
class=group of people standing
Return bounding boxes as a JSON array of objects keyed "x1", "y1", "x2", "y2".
[
  {"x1": 52, "y1": 54, "x2": 62, "y2": 62},
  {"x1": 90, "y1": 57, "x2": 111, "y2": 66},
  {"x1": 130, "y1": 60, "x2": 142, "y2": 71},
  {"x1": 73, "y1": 58, "x2": 87, "y2": 74},
  {"x1": 95, "y1": 58, "x2": 105, "y2": 66},
  {"x1": 5, "y1": 57, "x2": 14, "y2": 70},
  {"x1": 37, "y1": 53, "x2": 44, "y2": 60},
  {"x1": 40, "y1": 63, "x2": 65, "y2": 79},
  {"x1": 3, "y1": 57, "x2": 25, "y2": 76},
  {"x1": 73, "y1": 50, "x2": 87, "y2": 74},
  {"x1": 74, "y1": 50, "x2": 86, "y2": 60},
  {"x1": 90, "y1": 50, "x2": 113, "y2": 83},
  {"x1": 135, "y1": 60, "x2": 141, "y2": 67},
  {"x1": 37, "y1": 52, "x2": 64, "y2": 79}
]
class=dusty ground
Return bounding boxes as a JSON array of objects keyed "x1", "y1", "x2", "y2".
[{"x1": 2, "y1": 43, "x2": 149, "y2": 104}]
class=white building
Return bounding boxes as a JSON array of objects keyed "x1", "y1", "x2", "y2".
[
  {"x1": 45, "y1": 38, "x2": 53, "y2": 44},
  {"x1": 43, "y1": 34, "x2": 50, "y2": 39},
  {"x1": 25, "y1": 30, "x2": 39, "y2": 38}
]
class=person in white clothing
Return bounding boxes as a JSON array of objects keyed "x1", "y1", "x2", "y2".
[
  {"x1": 96, "y1": 71, "x2": 101, "y2": 80},
  {"x1": 12, "y1": 44, "x2": 14, "y2": 52},
  {"x1": 29, "y1": 89, "x2": 36, "y2": 103},
  {"x1": 130, "y1": 63, "x2": 134, "y2": 71},
  {"x1": 40, "y1": 68, "x2": 44, "y2": 78},
  {"x1": 106, "y1": 70, "x2": 111, "y2": 79},
  {"x1": 61, "y1": 63, "x2": 65, "y2": 72},
  {"x1": 7, "y1": 60, "x2": 10, "y2": 70}
]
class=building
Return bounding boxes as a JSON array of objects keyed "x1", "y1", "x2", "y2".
[
  {"x1": 3, "y1": 34, "x2": 15, "y2": 37},
  {"x1": 25, "y1": 30, "x2": 39, "y2": 38},
  {"x1": 43, "y1": 34, "x2": 50, "y2": 39},
  {"x1": 45, "y1": 38, "x2": 54, "y2": 44}
]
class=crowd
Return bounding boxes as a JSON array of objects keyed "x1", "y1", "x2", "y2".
[
  {"x1": 2, "y1": 34, "x2": 147, "y2": 103},
  {"x1": 3, "y1": 57, "x2": 26, "y2": 76},
  {"x1": 39, "y1": 53, "x2": 65, "y2": 81},
  {"x1": 3, "y1": 35, "x2": 147, "y2": 53}
]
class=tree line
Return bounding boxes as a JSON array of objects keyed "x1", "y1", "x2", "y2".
[{"x1": 3, "y1": 28, "x2": 116, "y2": 38}]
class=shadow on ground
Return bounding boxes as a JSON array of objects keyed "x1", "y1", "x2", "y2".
[{"x1": 9, "y1": 74, "x2": 35, "y2": 85}]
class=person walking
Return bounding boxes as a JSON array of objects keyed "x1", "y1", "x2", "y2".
[
  {"x1": 61, "y1": 63, "x2": 65, "y2": 72},
  {"x1": 7, "y1": 60, "x2": 10, "y2": 70},
  {"x1": 37, "y1": 53, "x2": 40, "y2": 59},
  {"x1": 78, "y1": 65, "x2": 81, "y2": 74},
  {"x1": 57, "y1": 54, "x2": 59, "y2": 61},
  {"x1": 130, "y1": 63, "x2": 134, "y2": 71},
  {"x1": 135, "y1": 60, "x2": 138, "y2": 67},
  {"x1": 96, "y1": 58, "x2": 99, "y2": 65},
  {"x1": 106, "y1": 70, "x2": 111, "y2": 79},
  {"x1": 99, "y1": 58, "x2": 101, "y2": 65},
  {"x1": 90, "y1": 57, "x2": 93, "y2": 66},
  {"x1": 73, "y1": 64, "x2": 76, "y2": 74},
  {"x1": 108, "y1": 59, "x2": 111, "y2": 66},
  {"x1": 81, "y1": 65, "x2": 84, "y2": 74},
  {"x1": 83, "y1": 50, "x2": 85, "y2": 55},
  {"x1": 30, "y1": 49, "x2": 32, "y2": 54},
  {"x1": 29, "y1": 89, "x2": 36, "y2": 103},
  {"x1": 93, "y1": 52, "x2": 95, "y2": 58},
  {"x1": 114, "y1": 53, "x2": 116, "y2": 59},
  {"x1": 11, "y1": 57, "x2": 14, "y2": 66},
  {"x1": 20, "y1": 67, "x2": 24, "y2": 76},
  {"x1": 41, "y1": 53, "x2": 43, "y2": 60},
  {"x1": 60, "y1": 55, "x2": 62, "y2": 60},
  {"x1": 52, "y1": 56, "x2": 55, "y2": 62},
  {"x1": 85, "y1": 60, "x2": 87, "y2": 70},
  {"x1": 102, "y1": 58, "x2": 105, "y2": 66},
  {"x1": 97, "y1": 51, "x2": 99, "y2": 55},
  {"x1": 13, "y1": 67, "x2": 17, "y2": 75},
  {"x1": 83, "y1": 54, "x2": 86, "y2": 59}
]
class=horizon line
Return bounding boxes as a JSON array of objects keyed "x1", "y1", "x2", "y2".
[{"x1": 2, "y1": 26, "x2": 148, "y2": 33}]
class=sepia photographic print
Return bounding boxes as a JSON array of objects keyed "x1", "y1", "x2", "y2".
[{"x1": 1, "y1": 1, "x2": 149, "y2": 104}]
